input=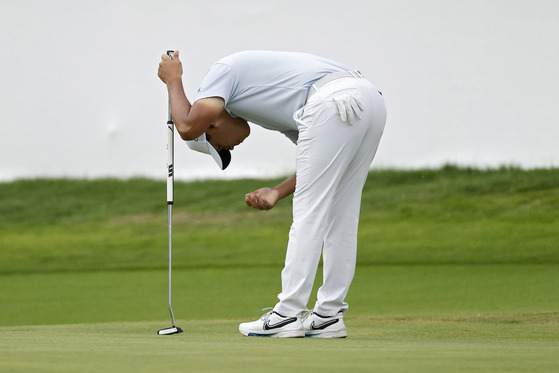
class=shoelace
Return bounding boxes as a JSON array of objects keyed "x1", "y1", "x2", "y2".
[
  {"x1": 257, "y1": 307, "x2": 274, "y2": 320},
  {"x1": 301, "y1": 310, "x2": 313, "y2": 323},
  {"x1": 256, "y1": 307, "x2": 314, "y2": 321}
]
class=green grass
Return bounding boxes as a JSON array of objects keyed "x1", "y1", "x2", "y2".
[
  {"x1": 0, "y1": 167, "x2": 558, "y2": 372},
  {"x1": 1, "y1": 265, "x2": 558, "y2": 326},
  {"x1": 1, "y1": 266, "x2": 558, "y2": 372},
  {"x1": 1, "y1": 167, "x2": 558, "y2": 274},
  {"x1": 2, "y1": 316, "x2": 557, "y2": 373}
]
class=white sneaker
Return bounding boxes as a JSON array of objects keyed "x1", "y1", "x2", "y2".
[
  {"x1": 302, "y1": 312, "x2": 347, "y2": 338},
  {"x1": 239, "y1": 310, "x2": 305, "y2": 338}
]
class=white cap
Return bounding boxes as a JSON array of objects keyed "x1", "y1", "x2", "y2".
[{"x1": 185, "y1": 133, "x2": 231, "y2": 170}]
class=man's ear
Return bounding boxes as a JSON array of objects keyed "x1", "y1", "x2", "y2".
[
  {"x1": 210, "y1": 109, "x2": 233, "y2": 131},
  {"x1": 207, "y1": 120, "x2": 219, "y2": 133},
  {"x1": 216, "y1": 109, "x2": 233, "y2": 125}
]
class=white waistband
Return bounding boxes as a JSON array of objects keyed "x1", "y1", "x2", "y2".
[{"x1": 307, "y1": 70, "x2": 363, "y2": 101}]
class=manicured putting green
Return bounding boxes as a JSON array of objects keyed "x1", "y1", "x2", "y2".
[{"x1": 1, "y1": 316, "x2": 557, "y2": 373}]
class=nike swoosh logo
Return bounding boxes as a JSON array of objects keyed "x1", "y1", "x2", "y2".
[
  {"x1": 310, "y1": 319, "x2": 339, "y2": 330},
  {"x1": 263, "y1": 317, "x2": 297, "y2": 330}
]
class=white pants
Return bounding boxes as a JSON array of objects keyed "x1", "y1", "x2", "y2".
[{"x1": 274, "y1": 77, "x2": 386, "y2": 317}]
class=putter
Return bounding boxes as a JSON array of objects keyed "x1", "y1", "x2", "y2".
[{"x1": 158, "y1": 50, "x2": 183, "y2": 336}]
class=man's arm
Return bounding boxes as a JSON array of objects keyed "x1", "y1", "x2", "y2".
[
  {"x1": 245, "y1": 173, "x2": 296, "y2": 210},
  {"x1": 158, "y1": 50, "x2": 223, "y2": 140}
]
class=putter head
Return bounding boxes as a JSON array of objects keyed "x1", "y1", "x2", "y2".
[{"x1": 157, "y1": 326, "x2": 183, "y2": 335}]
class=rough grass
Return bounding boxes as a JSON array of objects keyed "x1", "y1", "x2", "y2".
[{"x1": 0, "y1": 167, "x2": 558, "y2": 274}]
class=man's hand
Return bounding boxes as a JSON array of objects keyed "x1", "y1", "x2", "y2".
[
  {"x1": 245, "y1": 173, "x2": 295, "y2": 211},
  {"x1": 158, "y1": 50, "x2": 183, "y2": 84},
  {"x1": 245, "y1": 188, "x2": 281, "y2": 210}
]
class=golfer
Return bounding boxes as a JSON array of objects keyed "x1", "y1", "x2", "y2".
[{"x1": 158, "y1": 50, "x2": 386, "y2": 338}]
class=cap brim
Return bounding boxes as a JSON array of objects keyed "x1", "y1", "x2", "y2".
[{"x1": 185, "y1": 133, "x2": 231, "y2": 170}]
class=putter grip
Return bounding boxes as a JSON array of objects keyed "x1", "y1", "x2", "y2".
[{"x1": 167, "y1": 120, "x2": 174, "y2": 204}]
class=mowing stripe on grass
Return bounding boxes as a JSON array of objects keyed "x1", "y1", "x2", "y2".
[{"x1": 1, "y1": 264, "x2": 557, "y2": 327}]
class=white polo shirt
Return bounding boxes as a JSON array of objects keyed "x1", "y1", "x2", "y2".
[{"x1": 195, "y1": 50, "x2": 350, "y2": 143}]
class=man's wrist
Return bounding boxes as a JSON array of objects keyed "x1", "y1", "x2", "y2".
[
  {"x1": 166, "y1": 77, "x2": 183, "y2": 88},
  {"x1": 273, "y1": 185, "x2": 290, "y2": 201}
]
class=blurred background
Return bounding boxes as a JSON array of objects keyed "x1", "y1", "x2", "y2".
[{"x1": 1, "y1": 0, "x2": 558, "y2": 181}]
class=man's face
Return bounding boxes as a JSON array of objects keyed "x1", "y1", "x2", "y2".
[{"x1": 206, "y1": 110, "x2": 250, "y2": 152}]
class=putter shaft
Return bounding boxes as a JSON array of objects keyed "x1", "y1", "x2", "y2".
[{"x1": 168, "y1": 203, "x2": 176, "y2": 327}]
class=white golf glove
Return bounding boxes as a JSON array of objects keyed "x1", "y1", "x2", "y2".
[{"x1": 333, "y1": 94, "x2": 363, "y2": 125}]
